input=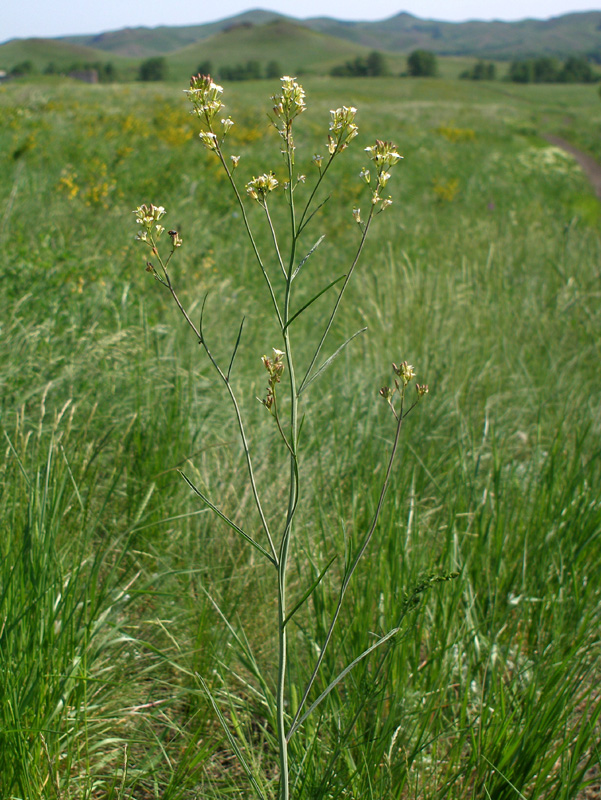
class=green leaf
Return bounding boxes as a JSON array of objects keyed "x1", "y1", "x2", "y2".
[
  {"x1": 299, "y1": 328, "x2": 367, "y2": 395},
  {"x1": 292, "y1": 234, "x2": 325, "y2": 279},
  {"x1": 227, "y1": 316, "x2": 245, "y2": 381},
  {"x1": 288, "y1": 625, "x2": 401, "y2": 739},
  {"x1": 198, "y1": 675, "x2": 267, "y2": 800},
  {"x1": 179, "y1": 471, "x2": 275, "y2": 564},
  {"x1": 284, "y1": 275, "x2": 346, "y2": 331},
  {"x1": 284, "y1": 556, "x2": 337, "y2": 626}
]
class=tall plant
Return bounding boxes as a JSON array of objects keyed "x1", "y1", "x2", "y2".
[{"x1": 133, "y1": 74, "x2": 430, "y2": 799}]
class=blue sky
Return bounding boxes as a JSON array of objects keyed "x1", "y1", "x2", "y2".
[{"x1": 2, "y1": 0, "x2": 599, "y2": 41}]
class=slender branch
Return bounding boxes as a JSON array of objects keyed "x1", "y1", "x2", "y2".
[
  {"x1": 272, "y1": 397, "x2": 294, "y2": 457},
  {"x1": 196, "y1": 308, "x2": 279, "y2": 565},
  {"x1": 296, "y1": 151, "x2": 337, "y2": 235},
  {"x1": 298, "y1": 206, "x2": 375, "y2": 395},
  {"x1": 291, "y1": 624, "x2": 402, "y2": 730},
  {"x1": 179, "y1": 471, "x2": 276, "y2": 564},
  {"x1": 264, "y1": 202, "x2": 288, "y2": 280},
  {"x1": 214, "y1": 144, "x2": 284, "y2": 329},
  {"x1": 287, "y1": 387, "x2": 408, "y2": 740},
  {"x1": 155, "y1": 252, "x2": 202, "y2": 342},
  {"x1": 154, "y1": 258, "x2": 278, "y2": 563}
]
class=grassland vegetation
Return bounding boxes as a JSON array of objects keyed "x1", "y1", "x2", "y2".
[{"x1": 0, "y1": 74, "x2": 600, "y2": 798}]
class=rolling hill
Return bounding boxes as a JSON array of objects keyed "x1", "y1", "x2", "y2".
[
  {"x1": 57, "y1": 10, "x2": 288, "y2": 59},
  {"x1": 164, "y1": 19, "x2": 403, "y2": 81},
  {"x1": 0, "y1": 37, "x2": 138, "y2": 75},
  {"x1": 1, "y1": 8, "x2": 600, "y2": 80},
  {"x1": 305, "y1": 10, "x2": 601, "y2": 59},
  {"x1": 50, "y1": 8, "x2": 601, "y2": 60}
]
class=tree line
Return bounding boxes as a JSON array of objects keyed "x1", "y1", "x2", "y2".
[
  {"x1": 329, "y1": 50, "x2": 598, "y2": 83},
  {"x1": 137, "y1": 57, "x2": 283, "y2": 82},
  {"x1": 507, "y1": 55, "x2": 596, "y2": 83},
  {"x1": 4, "y1": 51, "x2": 598, "y2": 84},
  {"x1": 5, "y1": 60, "x2": 116, "y2": 81}
]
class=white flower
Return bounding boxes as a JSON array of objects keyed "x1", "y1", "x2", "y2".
[
  {"x1": 246, "y1": 172, "x2": 279, "y2": 201},
  {"x1": 199, "y1": 131, "x2": 218, "y2": 150}
]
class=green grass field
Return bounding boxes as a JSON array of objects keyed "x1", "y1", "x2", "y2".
[{"x1": 1, "y1": 74, "x2": 600, "y2": 799}]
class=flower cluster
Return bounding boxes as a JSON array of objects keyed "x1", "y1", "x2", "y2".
[
  {"x1": 327, "y1": 106, "x2": 358, "y2": 155},
  {"x1": 185, "y1": 74, "x2": 224, "y2": 123},
  {"x1": 133, "y1": 203, "x2": 166, "y2": 242},
  {"x1": 198, "y1": 131, "x2": 218, "y2": 151},
  {"x1": 393, "y1": 360, "x2": 415, "y2": 386},
  {"x1": 246, "y1": 172, "x2": 279, "y2": 202},
  {"x1": 364, "y1": 140, "x2": 403, "y2": 168},
  {"x1": 380, "y1": 361, "x2": 427, "y2": 418},
  {"x1": 272, "y1": 76, "x2": 306, "y2": 123},
  {"x1": 355, "y1": 140, "x2": 403, "y2": 222},
  {"x1": 260, "y1": 348, "x2": 285, "y2": 411}
]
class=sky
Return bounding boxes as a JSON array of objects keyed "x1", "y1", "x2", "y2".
[{"x1": 2, "y1": 0, "x2": 599, "y2": 41}]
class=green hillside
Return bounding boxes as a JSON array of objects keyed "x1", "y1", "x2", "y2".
[
  {"x1": 2, "y1": 9, "x2": 599, "y2": 84},
  {"x1": 165, "y1": 19, "x2": 403, "y2": 80},
  {"x1": 306, "y1": 10, "x2": 601, "y2": 59},
  {"x1": 0, "y1": 37, "x2": 137, "y2": 76},
  {"x1": 59, "y1": 10, "x2": 287, "y2": 58},
  {"x1": 41, "y1": 8, "x2": 601, "y2": 62},
  {"x1": 0, "y1": 25, "x2": 492, "y2": 83}
]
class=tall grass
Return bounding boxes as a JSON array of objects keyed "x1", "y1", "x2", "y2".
[{"x1": 0, "y1": 76, "x2": 599, "y2": 797}]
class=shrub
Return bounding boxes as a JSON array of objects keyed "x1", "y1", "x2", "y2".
[
  {"x1": 139, "y1": 57, "x2": 167, "y2": 82},
  {"x1": 331, "y1": 51, "x2": 389, "y2": 78},
  {"x1": 407, "y1": 49, "x2": 438, "y2": 77}
]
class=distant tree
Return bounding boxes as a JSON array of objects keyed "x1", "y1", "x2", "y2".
[
  {"x1": 245, "y1": 59, "x2": 262, "y2": 80},
  {"x1": 100, "y1": 62, "x2": 116, "y2": 82},
  {"x1": 366, "y1": 50, "x2": 389, "y2": 76},
  {"x1": 44, "y1": 62, "x2": 59, "y2": 75},
  {"x1": 559, "y1": 55, "x2": 595, "y2": 83},
  {"x1": 139, "y1": 57, "x2": 167, "y2": 82},
  {"x1": 508, "y1": 59, "x2": 534, "y2": 83},
  {"x1": 407, "y1": 50, "x2": 438, "y2": 77},
  {"x1": 508, "y1": 55, "x2": 596, "y2": 84},
  {"x1": 476, "y1": 60, "x2": 496, "y2": 80},
  {"x1": 460, "y1": 60, "x2": 496, "y2": 80},
  {"x1": 533, "y1": 56, "x2": 560, "y2": 82},
  {"x1": 266, "y1": 60, "x2": 282, "y2": 79},
  {"x1": 588, "y1": 49, "x2": 601, "y2": 65},
  {"x1": 219, "y1": 60, "x2": 263, "y2": 81},
  {"x1": 196, "y1": 60, "x2": 212, "y2": 76},
  {"x1": 331, "y1": 56, "x2": 366, "y2": 77},
  {"x1": 330, "y1": 51, "x2": 389, "y2": 78},
  {"x1": 9, "y1": 60, "x2": 35, "y2": 77}
]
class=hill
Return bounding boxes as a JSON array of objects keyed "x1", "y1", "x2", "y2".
[
  {"x1": 305, "y1": 10, "x2": 601, "y2": 59},
  {"x1": 164, "y1": 18, "x2": 400, "y2": 81},
  {"x1": 58, "y1": 10, "x2": 287, "y2": 58},
  {"x1": 0, "y1": 37, "x2": 138, "y2": 75},
  {"x1": 48, "y1": 8, "x2": 601, "y2": 61},
  {"x1": 2, "y1": 9, "x2": 600, "y2": 81}
]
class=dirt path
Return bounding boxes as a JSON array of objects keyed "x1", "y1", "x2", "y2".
[{"x1": 544, "y1": 134, "x2": 601, "y2": 200}]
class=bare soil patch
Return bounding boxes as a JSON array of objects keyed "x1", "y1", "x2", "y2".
[{"x1": 544, "y1": 134, "x2": 601, "y2": 200}]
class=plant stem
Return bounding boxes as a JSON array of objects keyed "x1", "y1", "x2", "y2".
[{"x1": 276, "y1": 122, "x2": 301, "y2": 800}]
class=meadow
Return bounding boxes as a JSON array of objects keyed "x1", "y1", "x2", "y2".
[{"x1": 1, "y1": 73, "x2": 600, "y2": 799}]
